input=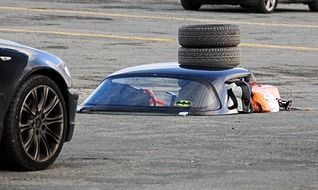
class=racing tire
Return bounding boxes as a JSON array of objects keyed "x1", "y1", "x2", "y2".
[
  {"x1": 0, "y1": 75, "x2": 67, "y2": 171},
  {"x1": 178, "y1": 47, "x2": 240, "y2": 68},
  {"x1": 178, "y1": 25, "x2": 240, "y2": 48},
  {"x1": 256, "y1": 0, "x2": 277, "y2": 13},
  {"x1": 308, "y1": 0, "x2": 318, "y2": 11},
  {"x1": 180, "y1": 0, "x2": 201, "y2": 10}
]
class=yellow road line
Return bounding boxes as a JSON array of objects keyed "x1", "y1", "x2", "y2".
[
  {"x1": 0, "y1": 28, "x2": 174, "y2": 43},
  {"x1": 1, "y1": 28, "x2": 318, "y2": 51},
  {"x1": 0, "y1": 6, "x2": 318, "y2": 29},
  {"x1": 240, "y1": 43, "x2": 318, "y2": 51}
]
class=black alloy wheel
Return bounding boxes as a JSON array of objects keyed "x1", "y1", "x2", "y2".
[
  {"x1": 0, "y1": 75, "x2": 67, "y2": 171},
  {"x1": 257, "y1": 0, "x2": 277, "y2": 13},
  {"x1": 180, "y1": 0, "x2": 201, "y2": 10}
]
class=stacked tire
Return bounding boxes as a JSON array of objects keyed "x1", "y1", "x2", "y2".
[{"x1": 178, "y1": 24, "x2": 241, "y2": 69}]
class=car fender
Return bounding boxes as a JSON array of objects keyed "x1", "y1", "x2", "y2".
[
  {"x1": 239, "y1": 0, "x2": 259, "y2": 6},
  {"x1": 0, "y1": 46, "x2": 72, "y2": 142},
  {"x1": 0, "y1": 48, "x2": 28, "y2": 141}
]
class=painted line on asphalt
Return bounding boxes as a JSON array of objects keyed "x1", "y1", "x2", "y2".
[
  {"x1": 0, "y1": 6, "x2": 318, "y2": 29},
  {"x1": 1, "y1": 28, "x2": 318, "y2": 52},
  {"x1": 240, "y1": 43, "x2": 318, "y2": 51},
  {"x1": 0, "y1": 28, "x2": 174, "y2": 43}
]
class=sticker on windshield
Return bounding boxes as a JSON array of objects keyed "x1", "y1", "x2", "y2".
[{"x1": 176, "y1": 100, "x2": 192, "y2": 107}]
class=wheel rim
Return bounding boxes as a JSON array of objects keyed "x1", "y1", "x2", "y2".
[
  {"x1": 19, "y1": 85, "x2": 64, "y2": 162},
  {"x1": 264, "y1": 0, "x2": 276, "y2": 11}
]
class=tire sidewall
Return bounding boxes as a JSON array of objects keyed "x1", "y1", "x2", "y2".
[
  {"x1": 178, "y1": 47, "x2": 240, "y2": 68},
  {"x1": 309, "y1": 0, "x2": 318, "y2": 11},
  {"x1": 181, "y1": 0, "x2": 201, "y2": 10},
  {"x1": 4, "y1": 75, "x2": 67, "y2": 170},
  {"x1": 178, "y1": 25, "x2": 240, "y2": 48}
]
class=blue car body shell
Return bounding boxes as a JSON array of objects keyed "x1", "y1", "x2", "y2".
[{"x1": 78, "y1": 62, "x2": 252, "y2": 116}]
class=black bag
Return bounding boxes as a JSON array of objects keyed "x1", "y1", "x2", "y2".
[{"x1": 227, "y1": 80, "x2": 252, "y2": 113}]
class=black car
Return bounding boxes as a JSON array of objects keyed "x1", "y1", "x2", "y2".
[
  {"x1": 0, "y1": 39, "x2": 78, "y2": 170},
  {"x1": 180, "y1": 0, "x2": 318, "y2": 13}
]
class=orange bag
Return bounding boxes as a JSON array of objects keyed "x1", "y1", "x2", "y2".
[
  {"x1": 251, "y1": 91, "x2": 271, "y2": 112},
  {"x1": 250, "y1": 84, "x2": 280, "y2": 100},
  {"x1": 250, "y1": 83, "x2": 280, "y2": 112}
]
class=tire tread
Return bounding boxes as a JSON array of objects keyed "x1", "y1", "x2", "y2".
[
  {"x1": 179, "y1": 25, "x2": 240, "y2": 48},
  {"x1": 178, "y1": 47, "x2": 240, "y2": 68}
]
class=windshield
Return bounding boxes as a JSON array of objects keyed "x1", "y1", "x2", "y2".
[{"x1": 81, "y1": 77, "x2": 220, "y2": 110}]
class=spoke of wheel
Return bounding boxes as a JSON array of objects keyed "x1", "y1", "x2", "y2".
[
  {"x1": 46, "y1": 114, "x2": 63, "y2": 126},
  {"x1": 22, "y1": 103, "x2": 36, "y2": 117},
  {"x1": 265, "y1": 0, "x2": 274, "y2": 10},
  {"x1": 34, "y1": 135, "x2": 41, "y2": 161},
  {"x1": 44, "y1": 127, "x2": 61, "y2": 144},
  {"x1": 31, "y1": 89, "x2": 39, "y2": 112},
  {"x1": 270, "y1": 0, "x2": 274, "y2": 8},
  {"x1": 44, "y1": 96, "x2": 60, "y2": 115},
  {"x1": 19, "y1": 120, "x2": 34, "y2": 133},
  {"x1": 40, "y1": 135, "x2": 52, "y2": 158},
  {"x1": 38, "y1": 86, "x2": 49, "y2": 112},
  {"x1": 23, "y1": 133, "x2": 34, "y2": 153}
]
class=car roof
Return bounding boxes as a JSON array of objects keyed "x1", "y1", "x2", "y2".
[{"x1": 109, "y1": 62, "x2": 251, "y2": 82}]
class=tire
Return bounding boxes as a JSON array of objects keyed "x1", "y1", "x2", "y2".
[
  {"x1": 256, "y1": 0, "x2": 277, "y2": 13},
  {"x1": 180, "y1": 0, "x2": 201, "y2": 10},
  {"x1": 178, "y1": 47, "x2": 240, "y2": 68},
  {"x1": 178, "y1": 25, "x2": 240, "y2": 48},
  {"x1": 309, "y1": 0, "x2": 318, "y2": 11},
  {"x1": 0, "y1": 75, "x2": 67, "y2": 171}
]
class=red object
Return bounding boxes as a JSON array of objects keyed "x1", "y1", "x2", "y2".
[
  {"x1": 250, "y1": 82, "x2": 281, "y2": 112},
  {"x1": 251, "y1": 91, "x2": 271, "y2": 112},
  {"x1": 144, "y1": 89, "x2": 166, "y2": 106},
  {"x1": 250, "y1": 83, "x2": 281, "y2": 99}
]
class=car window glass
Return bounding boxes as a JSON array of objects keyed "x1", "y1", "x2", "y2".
[{"x1": 83, "y1": 77, "x2": 220, "y2": 110}]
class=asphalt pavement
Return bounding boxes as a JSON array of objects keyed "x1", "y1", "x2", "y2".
[{"x1": 0, "y1": 0, "x2": 318, "y2": 189}]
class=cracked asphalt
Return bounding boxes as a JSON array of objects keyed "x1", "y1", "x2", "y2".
[{"x1": 0, "y1": 0, "x2": 317, "y2": 189}]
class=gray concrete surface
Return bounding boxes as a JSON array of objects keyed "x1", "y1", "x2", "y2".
[{"x1": 0, "y1": 0, "x2": 317, "y2": 189}]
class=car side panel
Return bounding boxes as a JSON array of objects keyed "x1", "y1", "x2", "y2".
[
  {"x1": 279, "y1": 0, "x2": 312, "y2": 3},
  {"x1": 239, "y1": 0, "x2": 259, "y2": 6},
  {"x1": 201, "y1": 0, "x2": 311, "y2": 6},
  {"x1": 0, "y1": 48, "x2": 28, "y2": 142},
  {"x1": 201, "y1": 0, "x2": 241, "y2": 5},
  {"x1": 201, "y1": 0, "x2": 259, "y2": 6}
]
